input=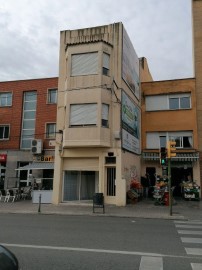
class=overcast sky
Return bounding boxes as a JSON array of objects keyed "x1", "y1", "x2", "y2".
[{"x1": 0, "y1": 0, "x2": 193, "y2": 82}]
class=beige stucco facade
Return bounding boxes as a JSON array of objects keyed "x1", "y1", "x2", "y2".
[{"x1": 52, "y1": 23, "x2": 152, "y2": 206}]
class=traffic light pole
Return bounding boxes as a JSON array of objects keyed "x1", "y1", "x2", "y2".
[{"x1": 168, "y1": 158, "x2": 172, "y2": 216}]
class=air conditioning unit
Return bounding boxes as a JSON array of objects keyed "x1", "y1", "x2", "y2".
[{"x1": 31, "y1": 139, "x2": 43, "y2": 154}]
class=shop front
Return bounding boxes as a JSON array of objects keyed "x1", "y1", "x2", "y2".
[
  {"x1": 63, "y1": 171, "x2": 98, "y2": 201},
  {"x1": 142, "y1": 151, "x2": 200, "y2": 199},
  {"x1": 16, "y1": 161, "x2": 54, "y2": 203}
]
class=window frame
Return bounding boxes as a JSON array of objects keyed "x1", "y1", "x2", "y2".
[
  {"x1": 169, "y1": 95, "x2": 191, "y2": 110},
  {"x1": 146, "y1": 131, "x2": 193, "y2": 149},
  {"x1": 0, "y1": 92, "x2": 12, "y2": 107},
  {"x1": 101, "y1": 103, "x2": 109, "y2": 128},
  {"x1": 47, "y1": 88, "x2": 58, "y2": 104},
  {"x1": 0, "y1": 125, "x2": 10, "y2": 140},
  {"x1": 146, "y1": 93, "x2": 191, "y2": 111},
  {"x1": 103, "y1": 53, "x2": 110, "y2": 76},
  {"x1": 46, "y1": 123, "x2": 56, "y2": 139}
]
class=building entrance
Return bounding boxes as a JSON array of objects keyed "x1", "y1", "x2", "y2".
[
  {"x1": 63, "y1": 171, "x2": 96, "y2": 201},
  {"x1": 171, "y1": 167, "x2": 193, "y2": 197}
]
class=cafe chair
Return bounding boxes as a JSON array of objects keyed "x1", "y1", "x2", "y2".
[
  {"x1": 5, "y1": 189, "x2": 16, "y2": 202},
  {"x1": 0, "y1": 190, "x2": 9, "y2": 202}
]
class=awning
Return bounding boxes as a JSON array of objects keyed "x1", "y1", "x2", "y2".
[
  {"x1": 16, "y1": 162, "x2": 54, "y2": 170},
  {"x1": 142, "y1": 152, "x2": 199, "y2": 162}
]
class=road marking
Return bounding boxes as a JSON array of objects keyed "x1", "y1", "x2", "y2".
[
  {"x1": 1, "y1": 242, "x2": 202, "y2": 260},
  {"x1": 181, "y1": 237, "x2": 202, "y2": 244},
  {"x1": 176, "y1": 225, "x2": 202, "y2": 229},
  {"x1": 191, "y1": 263, "x2": 202, "y2": 270},
  {"x1": 174, "y1": 221, "x2": 202, "y2": 225},
  {"x1": 178, "y1": 230, "x2": 202, "y2": 235},
  {"x1": 185, "y1": 248, "x2": 202, "y2": 256},
  {"x1": 139, "y1": 256, "x2": 163, "y2": 270}
]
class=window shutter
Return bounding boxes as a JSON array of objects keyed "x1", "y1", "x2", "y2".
[
  {"x1": 71, "y1": 53, "x2": 98, "y2": 76},
  {"x1": 70, "y1": 104, "x2": 97, "y2": 125}
]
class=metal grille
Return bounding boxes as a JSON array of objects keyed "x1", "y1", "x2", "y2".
[{"x1": 107, "y1": 167, "x2": 116, "y2": 196}]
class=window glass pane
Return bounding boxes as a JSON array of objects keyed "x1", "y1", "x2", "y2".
[
  {"x1": 22, "y1": 130, "x2": 34, "y2": 139},
  {"x1": 48, "y1": 89, "x2": 57, "y2": 103},
  {"x1": 183, "y1": 136, "x2": 192, "y2": 148},
  {"x1": 25, "y1": 92, "x2": 36, "y2": 101},
  {"x1": 169, "y1": 98, "x2": 179, "y2": 110},
  {"x1": 7, "y1": 93, "x2": 12, "y2": 106},
  {"x1": 0, "y1": 93, "x2": 12, "y2": 106},
  {"x1": 102, "y1": 104, "x2": 109, "y2": 127},
  {"x1": 0, "y1": 127, "x2": 4, "y2": 139},
  {"x1": 180, "y1": 97, "x2": 190, "y2": 109},
  {"x1": 4, "y1": 126, "x2": 9, "y2": 138},
  {"x1": 24, "y1": 102, "x2": 36, "y2": 110},
  {"x1": 47, "y1": 124, "x2": 56, "y2": 138},
  {"x1": 160, "y1": 136, "x2": 166, "y2": 147},
  {"x1": 0, "y1": 126, "x2": 9, "y2": 139},
  {"x1": 170, "y1": 136, "x2": 181, "y2": 147},
  {"x1": 23, "y1": 120, "x2": 35, "y2": 129},
  {"x1": 103, "y1": 53, "x2": 110, "y2": 69},
  {"x1": 24, "y1": 111, "x2": 36, "y2": 119},
  {"x1": 21, "y1": 139, "x2": 31, "y2": 149}
]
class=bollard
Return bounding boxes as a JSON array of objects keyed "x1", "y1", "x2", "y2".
[{"x1": 38, "y1": 194, "x2": 41, "y2": 213}]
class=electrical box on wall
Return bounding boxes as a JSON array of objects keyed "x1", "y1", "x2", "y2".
[{"x1": 31, "y1": 139, "x2": 43, "y2": 154}]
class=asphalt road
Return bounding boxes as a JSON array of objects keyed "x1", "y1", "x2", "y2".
[{"x1": 0, "y1": 214, "x2": 202, "y2": 270}]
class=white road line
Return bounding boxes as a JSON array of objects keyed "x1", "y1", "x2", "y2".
[
  {"x1": 178, "y1": 230, "x2": 202, "y2": 235},
  {"x1": 174, "y1": 221, "x2": 202, "y2": 225},
  {"x1": 0, "y1": 243, "x2": 163, "y2": 257},
  {"x1": 139, "y1": 256, "x2": 163, "y2": 270},
  {"x1": 185, "y1": 248, "x2": 202, "y2": 256},
  {"x1": 0, "y1": 242, "x2": 200, "y2": 260},
  {"x1": 191, "y1": 263, "x2": 202, "y2": 270},
  {"x1": 176, "y1": 225, "x2": 202, "y2": 229},
  {"x1": 181, "y1": 237, "x2": 202, "y2": 244}
]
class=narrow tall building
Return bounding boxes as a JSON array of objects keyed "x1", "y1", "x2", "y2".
[{"x1": 52, "y1": 23, "x2": 152, "y2": 206}]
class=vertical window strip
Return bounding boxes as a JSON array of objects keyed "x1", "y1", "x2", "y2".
[{"x1": 21, "y1": 91, "x2": 37, "y2": 149}]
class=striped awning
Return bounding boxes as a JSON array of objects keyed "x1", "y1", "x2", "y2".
[
  {"x1": 16, "y1": 162, "x2": 54, "y2": 170},
  {"x1": 142, "y1": 152, "x2": 199, "y2": 162}
]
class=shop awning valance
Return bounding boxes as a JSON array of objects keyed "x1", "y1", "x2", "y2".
[
  {"x1": 16, "y1": 162, "x2": 54, "y2": 170},
  {"x1": 142, "y1": 152, "x2": 199, "y2": 162}
]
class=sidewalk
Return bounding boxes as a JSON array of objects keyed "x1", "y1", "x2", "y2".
[{"x1": 0, "y1": 198, "x2": 201, "y2": 220}]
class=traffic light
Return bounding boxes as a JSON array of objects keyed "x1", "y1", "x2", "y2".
[
  {"x1": 160, "y1": 147, "x2": 167, "y2": 165},
  {"x1": 167, "y1": 141, "x2": 176, "y2": 159}
]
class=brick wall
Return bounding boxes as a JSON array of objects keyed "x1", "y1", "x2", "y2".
[{"x1": 0, "y1": 77, "x2": 58, "y2": 150}]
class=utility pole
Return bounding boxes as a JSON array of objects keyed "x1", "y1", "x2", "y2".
[{"x1": 167, "y1": 141, "x2": 176, "y2": 216}]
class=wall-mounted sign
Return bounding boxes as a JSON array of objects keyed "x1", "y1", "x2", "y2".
[
  {"x1": 33, "y1": 155, "x2": 54, "y2": 162},
  {"x1": 122, "y1": 26, "x2": 140, "y2": 100},
  {"x1": 0, "y1": 154, "x2": 7, "y2": 163},
  {"x1": 121, "y1": 91, "x2": 141, "y2": 154}
]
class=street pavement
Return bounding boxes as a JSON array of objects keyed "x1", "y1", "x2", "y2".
[{"x1": 0, "y1": 197, "x2": 201, "y2": 220}]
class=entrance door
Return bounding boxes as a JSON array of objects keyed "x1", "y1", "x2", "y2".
[
  {"x1": 171, "y1": 167, "x2": 193, "y2": 196},
  {"x1": 63, "y1": 171, "x2": 96, "y2": 201}
]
